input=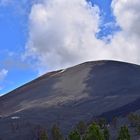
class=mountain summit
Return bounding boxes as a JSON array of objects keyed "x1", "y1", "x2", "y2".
[{"x1": 1, "y1": 60, "x2": 140, "y2": 139}]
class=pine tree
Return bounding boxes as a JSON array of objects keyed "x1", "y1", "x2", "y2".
[
  {"x1": 128, "y1": 113, "x2": 140, "y2": 127},
  {"x1": 39, "y1": 129, "x2": 48, "y2": 140},
  {"x1": 83, "y1": 123, "x2": 105, "y2": 140},
  {"x1": 136, "y1": 125, "x2": 140, "y2": 135},
  {"x1": 51, "y1": 124, "x2": 64, "y2": 140},
  {"x1": 117, "y1": 126, "x2": 131, "y2": 140},
  {"x1": 112, "y1": 117, "x2": 117, "y2": 128},
  {"x1": 76, "y1": 121, "x2": 86, "y2": 136},
  {"x1": 68, "y1": 130, "x2": 80, "y2": 140},
  {"x1": 98, "y1": 118, "x2": 107, "y2": 129},
  {"x1": 103, "y1": 127, "x2": 110, "y2": 140}
]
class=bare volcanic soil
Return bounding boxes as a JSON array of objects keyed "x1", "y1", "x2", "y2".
[{"x1": 0, "y1": 60, "x2": 140, "y2": 139}]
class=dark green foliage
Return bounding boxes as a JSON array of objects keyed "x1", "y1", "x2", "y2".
[
  {"x1": 38, "y1": 128, "x2": 48, "y2": 140},
  {"x1": 112, "y1": 117, "x2": 117, "y2": 128},
  {"x1": 34, "y1": 126, "x2": 48, "y2": 140},
  {"x1": 136, "y1": 125, "x2": 140, "y2": 135},
  {"x1": 51, "y1": 124, "x2": 64, "y2": 140},
  {"x1": 98, "y1": 118, "x2": 107, "y2": 129},
  {"x1": 128, "y1": 113, "x2": 140, "y2": 127},
  {"x1": 39, "y1": 129, "x2": 48, "y2": 140},
  {"x1": 76, "y1": 121, "x2": 86, "y2": 136},
  {"x1": 83, "y1": 123, "x2": 105, "y2": 140},
  {"x1": 128, "y1": 113, "x2": 140, "y2": 136},
  {"x1": 117, "y1": 126, "x2": 130, "y2": 140},
  {"x1": 68, "y1": 130, "x2": 80, "y2": 140},
  {"x1": 103, "y1": 127, "x2": 110, "y2": 140},
  {"x1": 31, "y1": 117, "x2": 138, "y2": 140}
]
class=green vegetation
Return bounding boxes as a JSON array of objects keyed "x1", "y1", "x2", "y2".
[
  {"x1": 111, "y1": 117, "x2": 117, "y2": 128},
  {"x1": 136, "y1": 125, "x2": 140, "y2": 135},
  {"x1": 51, "y1": 124, "x2": 64, "y2": 140},
  {"x1": 76, "y1": 121, "x2": 86, "y2": 136},
  {"x1": 103, "y1": 127, "x2": 110, "y2": 140},
  {"x1": 39, "y1": 129, "x2": 48, "y2": 140},
  {"x1": 31, "y1": 114, "x2": 140, "y2": 140},
  {"x1": 68, "y1": 130, "x2": 80, "y2": 140},
  {"x1": 117, "y1": 126, "x2": 130, "y2": 140},
  {"x1": 128, "y1": 113, "x2": 140, "y2": 136},
  {"x1": 98, "y1": 118, "x2": 107, "y2": 129},
  {"x1": 128, "y1": 113, "x2": 140, "y2": 127},
  {"x1": 83, "y1": 123, "x2": 105, "y2": 140}
]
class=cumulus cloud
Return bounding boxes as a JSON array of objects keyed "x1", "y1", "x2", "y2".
[
  {"x1": 109, "y1": 0, "x2": 140, "y2": 62},
  {"x1": 0, "y1": 69, "x2": 8, "y2": 90},
  {"x1": 112, "y1": 0, "x2": 140, "y2": 36},
  {"x1": 25, "y1": 0, "x2": 140, "y2": 73}
]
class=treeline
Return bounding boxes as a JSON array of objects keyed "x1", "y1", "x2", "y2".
[
  {"x1": 37, "y1": 120, "x2": 131, "y2": 140},
  {"x1": 37, "y1": 115, "x2": 136, "y2": 140},
  {"x1": 7, "y1": 113, "x2": 140, "y2": 140}
]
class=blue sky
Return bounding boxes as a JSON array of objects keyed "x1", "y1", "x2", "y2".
[
  {"x1": 0, "y1": 1, "x2": 37, "y2": 94},
  {"x1": 0, "y1": 0, "x2": 139, "y2": 95}
]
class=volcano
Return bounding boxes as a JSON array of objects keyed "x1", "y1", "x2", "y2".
[{"x1": 0, "y1": 60, "x2": 140, "y2": 139}]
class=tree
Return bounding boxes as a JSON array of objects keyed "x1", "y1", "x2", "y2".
[
  {"x1": 51, "y1": 124, "x2": 64, "y2": 140},
  {"x1": 83, "y1": 123, "x2": 105, "y2": 140},
  {"x1": 117, "y1": 126, "x2": 130, "y2": 140},
  {"x1": 136, "y1": 125, "x2": 140, "y2": 136},
  {"x1": 128, "y1": 113, "x2": 140, "y2": 127},
  {"x1": 68, "y1": 130, "x2": 80, "y2": 140},
  {"x1": 112, "y1": 117, "x2": 117, "y2": 128},
  {"x1": 98, "y1": 118, "x2": 107, "y2": 129},
  {"x1": 103, "y1": 127, "x2": 110, "y2": 140},
  {"x1": 39, "y1": 129, "x2": 48, "y2": 140},
  {"x1": 76, "y1": 121, "x2": 86, "y2": 136}
]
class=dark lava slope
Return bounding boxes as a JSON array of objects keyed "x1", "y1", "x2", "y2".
[{"x1": 0, "y1": 60, "x2": 140, "y2": 139}]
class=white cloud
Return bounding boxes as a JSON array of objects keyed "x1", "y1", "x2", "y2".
[
  {"x1": 112, "y1": 0, "x2": 140, "y2": 36},
  {"x1": 0, "y1": 69, "x2": 8, "y2": 80},
  {"x1": 109, "y1": 0, "x2": 140, "y2": 62},
  {"x1": 0, "y1": 69, "x2": 8, "y2": 90},
  {"x1": 25, "y1": 0, "x2": 104, "y2": 73},
  {"x1": 25, "y1": 0, "x2": 140, "y2": 73}
]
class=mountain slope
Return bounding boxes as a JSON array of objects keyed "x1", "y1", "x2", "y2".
[{"x1": 0, "y1": 60, "x2": 140, "y2": 139}]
